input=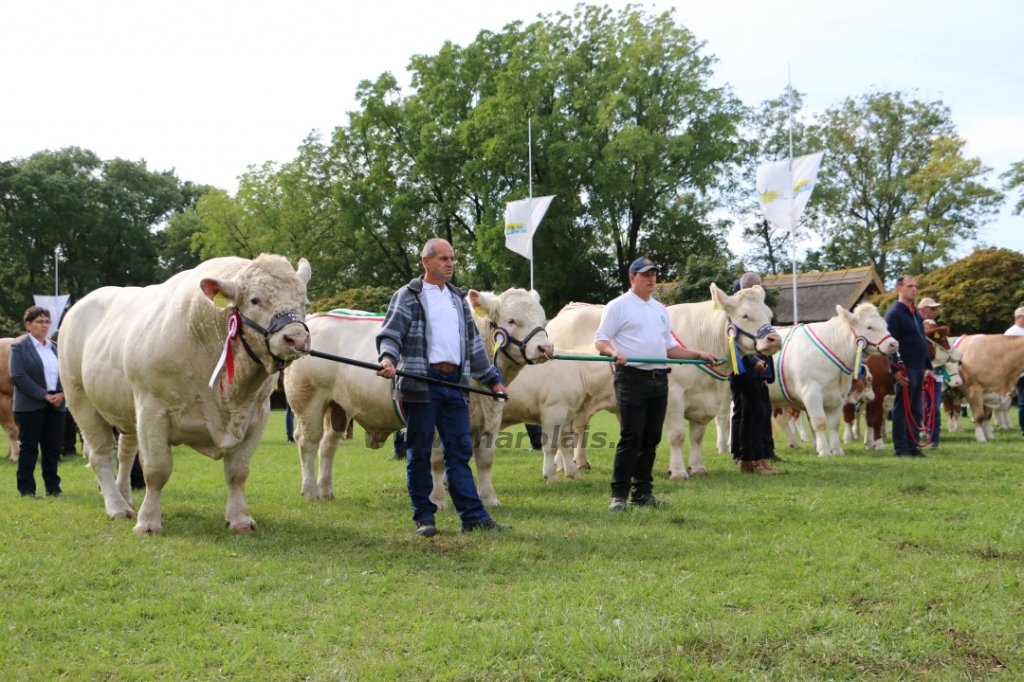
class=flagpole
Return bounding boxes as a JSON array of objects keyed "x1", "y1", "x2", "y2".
[
  {"x1": 788, "y1": 64, "x2": 798, "y2": 326},
  {"x1": 528, "y1": 116, "x2": 534, "y2": 292},
  {"x1": 55, "y1": 246, "x2": 59, "y2": 297}
]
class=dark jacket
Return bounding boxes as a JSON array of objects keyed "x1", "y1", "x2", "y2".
[
  {"x1": 10, "y1": 335, "x2": 67, "y2": 413},
  {"x1": 730, "y1": 354, "x2": 775, "y2": 386},
  {"x1": 376, "y1": 277, "x2": 500, "y2": 404},
  {"x1": 883, "y1": 300, "x2": 932, "y2": 371}
]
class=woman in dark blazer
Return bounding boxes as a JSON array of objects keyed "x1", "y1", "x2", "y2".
[{"x1": 10, "y1": 306, "x2": 66, "y2": 497}]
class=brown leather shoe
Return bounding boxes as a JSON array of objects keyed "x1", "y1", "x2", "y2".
[
  {"x1": 740, "y1": 461, "x2": 756, "y2": 474},
  {"x1": 753, "y1": 459, "x2": 779, "y2": 475}
]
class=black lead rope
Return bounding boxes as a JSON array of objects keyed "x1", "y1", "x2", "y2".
[{"x1": 301, "y1": 349, "x2": 508, "y2": 401}]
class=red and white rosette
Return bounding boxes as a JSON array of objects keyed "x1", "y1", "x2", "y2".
[{"x1": 208, "y1": 311, "x2": 241, "y2": 390}]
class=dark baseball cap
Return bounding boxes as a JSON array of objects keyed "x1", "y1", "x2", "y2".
[{"x1": 629, "y1": 256, "x2": 657, "y2": 275}]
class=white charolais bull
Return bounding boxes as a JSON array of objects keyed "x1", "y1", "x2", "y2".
[
  {"x1": 957, "y1": 334, "x2": 1024, "y2": 442},
  {"x1": 59, "y1": 255, "x2": 312, "y2": 535},
  {"x1": 769, "y1": 303, "x2": 899, "y2": 457},
  {"x1": 545, "y1": 284, "x2": 781, "y2": 480},
  {"x1": 283, "y1": 289, "x2": 551, "y2": 508}
]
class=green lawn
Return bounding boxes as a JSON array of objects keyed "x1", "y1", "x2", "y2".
[{"x1": 1, "y1": 409, "x2": 1023, "y2": 681}]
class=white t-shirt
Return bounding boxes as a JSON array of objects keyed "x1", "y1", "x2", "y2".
[
  {"x1": 31, "y1": 336, "x2": 60, "y2": 391},
  {"x1": 595, "y1": 291, "x2": 679, "y2": 369},
  {"x1": 1004, "y1": 324, "x2": 1024, "y2": 337},
  {"x1": 422, "y1": 281, "x2": 462, "y2": 365}
]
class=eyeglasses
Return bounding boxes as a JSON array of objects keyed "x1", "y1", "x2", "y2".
[{"x1": 32, "y1": 319, "x2": 52, "y2": 325}]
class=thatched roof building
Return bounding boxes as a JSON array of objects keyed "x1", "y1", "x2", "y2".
[{"x1": 761, "y1": 265, "x2": 886, "y2": 325}]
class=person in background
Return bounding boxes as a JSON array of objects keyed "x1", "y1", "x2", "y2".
[
  {"x1": 884, "y1": 275, "x2": 933, "y2": 458},
  {"x1": 918, "y1": 297, "x2": 944, "y2": 449},
  {"x1": 729, "y1": 272, "x2": 780, "y2": 474},
  {"x1": 1004, "y1": 306, "x2": 1024, "y2": 438},
  {"x1": 9, "y1": 306, "x2": 66, "y2": 497}
]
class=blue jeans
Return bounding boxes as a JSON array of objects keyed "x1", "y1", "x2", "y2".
[
  {"x1": 925, "y1": 379, "x2": 942, "y2": 448},
  {"x1": 1017, "y1": 375, "x2": 1024, "y2": 436},
  {"x1": 285, "y1": 403, "x2": 295, "y2": 441},
  {"x1": 892, "y1": 367, "x2": 924, "y2": 454},
  {"x1": 403, "y1": 369, "x2": 490, "y2": 525}
]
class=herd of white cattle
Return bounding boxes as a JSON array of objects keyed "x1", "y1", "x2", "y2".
[{"x1": 2, "y1": 254, "x2": 1023, "y2": 535}]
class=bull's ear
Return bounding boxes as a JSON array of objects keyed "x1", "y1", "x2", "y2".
[
  {"x1": 529, "y1": 289, "x2": 541, "y2": 303},
  {"x1": 836, "y1": 305, "x2": 856, "y2": 325},
  {"x1": 710, "y1": 283, "x2": 735, "y2": 312},
  {"x1": 200, "y1": 278, "x2": 238, "y2": 307},
  {"x1": 296, "y1": 258, "x2": 311, "y2": 284},
  {"x1": 469, "y1": 290, "x2": 500, "y2": 319},
  {"x1": 748, "y1": 284, "x2": 766, "y2": 301}
]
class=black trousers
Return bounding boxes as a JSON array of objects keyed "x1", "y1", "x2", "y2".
[
  {"x1": 730, "y1": 380, "x2": 774, "y2": 462},
  {"x1": 15, "y1": 407, "x2": 63, "y2": 496},
  {"x1": 611, "y1": 369, "x2": 668, "y2": 499}
]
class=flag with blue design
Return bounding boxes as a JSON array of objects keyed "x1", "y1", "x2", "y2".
[
  {"x1": 504, "y1": 195, "x2": 555, "y2": 259},
  {"x1": 756, "y1": 151, "x2": 825, "y2": 233}
]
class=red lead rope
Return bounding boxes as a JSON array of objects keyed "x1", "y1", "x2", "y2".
[{"x1": 892, "y1": 364, "x2": 937, "y2": 447}]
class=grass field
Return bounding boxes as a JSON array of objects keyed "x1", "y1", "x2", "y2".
[{"x1": 2, "y1": 409, "x2": 1023, "y2": 681}]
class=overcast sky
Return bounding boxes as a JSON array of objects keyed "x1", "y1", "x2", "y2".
[{"x1": 4, "y1": 0, "x2": 1022, "y2": 259}]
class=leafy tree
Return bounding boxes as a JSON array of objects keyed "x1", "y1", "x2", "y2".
[
  {"x1": 873, "y1": 247, "x2": 1024, "y2": 334},
  {"x1": 0, "y1": 147, "x2": 197, "y2": 322},
  {"x1": 658, "y1": 253, "x2": 743, "y2": 305},
  {"x1": 808, "y1": 91, "x2": 1003, "y2": 283},
  {"x1": 308, "y1": 287, "x2": 397, "y2": 315},
  {"x1": 1002, "y1": 160, "x2": 1024, "y2": 215}
]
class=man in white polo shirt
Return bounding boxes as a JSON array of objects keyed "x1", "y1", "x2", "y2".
[
  {"x1": 595, "y1": 256, "x2": 720, "y2": 511},
  {"x1": 1005, "y1": 306, "x2": 1024, "y2": 438}
]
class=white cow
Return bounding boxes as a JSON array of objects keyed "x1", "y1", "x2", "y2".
[
  {"x1": 499, "y1": 353, "x2": 618, "y2": 483},
  {"x1": 769, "y1": 304, "x2": 899, "y2": 457},
  {"x1": 545, "y1": 284, "x2": 781, "y2": 480},
  {"x1": 283, "y1": 289, "x2": 551, "y2": 508},
  {"x1": 59, "y1": 255, "x2": 312, "y2": 534}
]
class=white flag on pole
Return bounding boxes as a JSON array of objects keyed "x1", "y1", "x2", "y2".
[
  {"x1": 504, "y1": 195, "x2": 554, "y2": 259},
  {"x1": 756, "y1": 151, "x2": 825, "y2": 233},
  {"x1": 33, "y1": 295, "x2": 71, "y2": 338}
]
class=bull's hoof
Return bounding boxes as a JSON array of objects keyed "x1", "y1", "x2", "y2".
[
  {"x1": 689, "y1": 467, "x2": 709, "y2": 477},
  {"x1": 301, "y1": 491, "x2": 320, "y2": 501},
  {"x1": 668, "y1": 471, "x2": 689, "y2": 482},
  {"x1": 108, "y1": 507, "x2": 136, "y2": 520},
  {"x1": 544, "y1": 475, "x2": 559, "y2": 484},
  {"x1": 318, "y1": 488, "x2": 335, "y2": 500},
  {"x1": 831, "y1": 450, "x2": 846, "y2": 457},
  {"x1": 227, "y1": 519, "x2": 257, "y2": 534},
  {"x1": 133, "y1": 521, "x2": 162, "y2": 535},
  {"x1": 480, "y1": 497, "x2": 501, "y2": 507},
  {"x1": 817, "y1": 452, "x2": 832, "y2": 458},
  {"x1": 576, "y1": 461, "x2": 592, "y2": 470},
  {"x1": 430, "y1": 498, "x2": 449, "y2": 511},
  {"x1": 568, "y1": 472, "x2": 584, "y2": 481}
]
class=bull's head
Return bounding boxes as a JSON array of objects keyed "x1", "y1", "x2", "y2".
[
  {"x1": 837, "y1": 303, "x2": 898, "y2": 356},
  {"x1": 469, "y1": 288, "x2": 553, "y2": 365},
  {"x1": 710, "y1": 283, "x2": 782, "y2": 356},
  {"x1": 924, "y1": 322, "x2": 962, "y2": 363},
  {"x1": 200, "y1": 255, "x2": 312, "y2": 370}
]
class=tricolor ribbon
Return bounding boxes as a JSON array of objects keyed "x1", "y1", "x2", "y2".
[{"x1": 208, "y1": 311, "x2": 240, "y2": 390}]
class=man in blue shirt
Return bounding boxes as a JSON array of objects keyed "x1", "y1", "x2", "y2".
[{"x1": 883, "y1": 275, "x2": 933, "y2": 458}]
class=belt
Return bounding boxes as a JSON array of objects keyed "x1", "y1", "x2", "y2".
[
  {"x1": 616, "y1": 365, "x2": 671, "y2": 379},
  {"x1": 429, "y1": 362, "x2": 460, "y2": 373}
]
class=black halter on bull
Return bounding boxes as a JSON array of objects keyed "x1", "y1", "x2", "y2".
[{"x1": 724, "y1": 317, "x2": 776, "y2": 376}]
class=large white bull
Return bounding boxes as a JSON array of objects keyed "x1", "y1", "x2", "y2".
[
  {"x1": 769, "y1": 304, "x2": 898, "y2": 457},
  {"x1": 283, "y1": 289, "x2": 551, "y2": 508},
  {"x1": 545, "y1": 284, "x2": 781, "y2": 480},
  {"x1": 59, "y1": 255, "x2": 312, "y2": 534}
]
